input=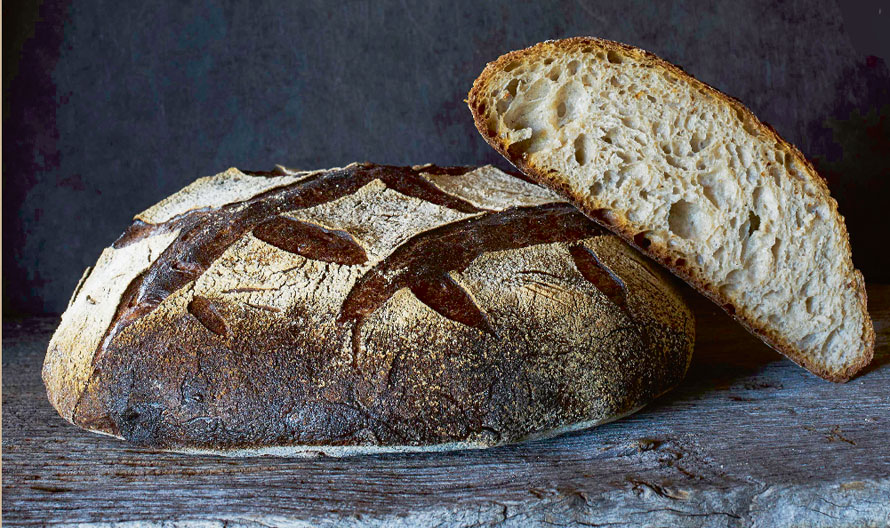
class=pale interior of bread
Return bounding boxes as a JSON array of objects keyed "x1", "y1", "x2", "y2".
[{"x1": 475, "y1": 44, "x2": 869, "y2": 378}]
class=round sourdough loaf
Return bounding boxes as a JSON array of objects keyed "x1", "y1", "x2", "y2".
[{"x1": 43, "y1": 163, "x2": 694, "y2": 456}]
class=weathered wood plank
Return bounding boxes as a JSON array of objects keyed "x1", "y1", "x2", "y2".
[{"x1": 3, "y1": 284, "x2": 889, "y2": 527}]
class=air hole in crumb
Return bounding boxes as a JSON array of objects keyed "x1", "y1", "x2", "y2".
[
  {"x1": 553, "y1": 81, "x2": 584, "y2": 123},
  {"x1": 739, "y1": 219, "x2": 751, "y2": 241},
  {"x1": 646, "y1": 94, "x2": 656, "y2": 103},
  {"x1": 508, "y1": 130, "x2": 549, "y2": 157},
  {"x1": 496, "y1": 97, "x2": 511, "y2": 114},
  {"x1": 724, "y1": 303, "x2": 736, "y2": 316},
  {"x1": 523, "y1": 78, "x2": 551, "y2": 101},
  {"x1": 771, "y1": 239, "x2": 782, "y2": 261},
  {"x1": 668, "y1": 200, "x2": 707, "y2": 239},
  {"x1": 547, "y1": 66, "x2": 561, "y2": 81},
  {"x1": 574, "y1": 134, "x2": 588, "y2": 165},
  {"x1": 503, "y1": 61, "x2": 522, "y2": 72},
  {"x1": 543, "y1": 58, "x2": 554, "y2": 65},
  {"x1": 567, "y1": 60, "x2": 580, "y2": 75},
  {"x1": 676, "y1": 258, "x2": 687, "y2": 267},
  {"x1": 665, "y1": 155, "x2": 682, "y2": 169},
  {"x1": 747, "y1": 211, "x2": 761, "y2": 235},
  {"x1": 768, "y1": 165, "x2": 783, "y2": 187},
  {"x1": 613, "y1": 169, "x2": 628, "y2": 188},
  {"x1": 508, "y1": 138, "x2": 533, "y2": 158},
  {"x1": 633, "y1": 232, "x2": 652, "y2": 249},
  {"x1": 783, "y1": 152, "x2": 801, "y2": 179},
  {"x1": 690, "y1": 131, "x2": 706, "y2": 153},
  {"x1": 505, "y1": 78, "x2": 520, "y2": 97},
  {"x1": 735, "y1": 108, "x2": 758, "y2": 136},
  {"x1": 610, "y1": 77, "x2": 621, "y2": 88},
  {"x1": 700, "y1": 174, "x2": 726, "y2": 208},
  {"x1": 486, "y1": 117, "x2": 498, "y2": 137},
  {"x1": 607, "y1": 50, "x2": 623, "y2": 64},
  {"x1": 703, "y1": 190, "x2": 721, "y2": 211},
  {"x1": 590, "y1": 181, "x2": 603, "y2": 195}
]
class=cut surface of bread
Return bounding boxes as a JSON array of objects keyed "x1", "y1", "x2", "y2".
[
  {"x1": 468, "y1": 37, "x2": 874, "y2": 382},
  {"x1": 43, "y1": 163, "x2": 694, "y2": 455}
]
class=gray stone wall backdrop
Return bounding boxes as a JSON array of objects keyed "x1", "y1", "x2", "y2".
[{"x1": 4, "y1": 0, "x2": 889, "y2": 315}]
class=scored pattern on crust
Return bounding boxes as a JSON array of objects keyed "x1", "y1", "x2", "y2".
[
  {"x1": 339, "y1": 204, "x2": 613, "y2": 333},
  {"x1": 95, "y1": 165, "x2": 485, "y2": 370},
  {"x1": 99, "y1": 165, "x2": 639, "y2": 364},
  {"x1": 47, "y1": 163, "x2": 695, "y2": 451}
]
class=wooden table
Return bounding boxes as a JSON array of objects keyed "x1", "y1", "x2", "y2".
[{"x1": 3, "y1": 285, "x2": 889, "y2": 527}]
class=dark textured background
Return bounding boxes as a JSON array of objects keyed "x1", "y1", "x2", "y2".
[{"x1": 4, "y1": 0, "x2": 889, "y2": 315}]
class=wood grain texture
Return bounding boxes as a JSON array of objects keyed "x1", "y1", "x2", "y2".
[{"x1": 3, "y1": 284, "x2": 890, "y2": 527}]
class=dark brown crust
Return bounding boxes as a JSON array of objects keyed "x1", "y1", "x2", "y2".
[
  {"x1": 253, "y1": 217, "x2": 370, "y2": 266},
  {"x1": 338, "y1": 203, "x2": 603, "y2": 329},
  {"x1": 94, "y1": 164, "x2": 484, "y2": 370},
  {"x1": 467, "y1": 37, "x2": 875, "y2": 382},
  {"x1": 52, "y1": 163, "x2": 695, "y2": 451},
  {"x1": 57, "y1": 164, "x2": 482, "y2": 429}
]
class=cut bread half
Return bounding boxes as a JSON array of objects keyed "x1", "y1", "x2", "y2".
[{"x1": 468, "y1": 37, "x2": 874, "y2": 382}]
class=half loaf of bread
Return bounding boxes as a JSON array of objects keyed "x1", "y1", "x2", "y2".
[
  {"x1": 43, "y1": 163, "x2": 694, "y2": 456},
  {"x1": 468, "y1": 37, "x2": 873, "y2": 382}
]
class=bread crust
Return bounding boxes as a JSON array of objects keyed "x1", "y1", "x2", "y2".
[
  {"x1": 44, "y1": 163, "x2": 695, "y2": 453},
  {"x1": 468, "y1": 37, "x2": 874, "y2": 382}
]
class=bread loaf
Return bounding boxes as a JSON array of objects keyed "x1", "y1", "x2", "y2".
[
  {"x1": 468, "y1": 38, "x2": 874, "y2": 382},
  {"x1": 43, "y1": 163, "x2": 694, "y2": 456}
]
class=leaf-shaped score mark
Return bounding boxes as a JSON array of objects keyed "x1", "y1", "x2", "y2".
[
  {"x1": 253, "y1": 217, "x2": 368, "y2": 265},
  {"x1": 568, "y1": 244, "x2": 653, "y2": 353},
  {"x1": 410, "y1": 274, "x2": 496, "y2": 335},
  {"x1": 339, "y1": 203, "x2": 604, "y2": 334},
  {"x1": 188, "y1": 295, "x2": 230, "y2": 337},
  {"x1": 568, "y1": 244, "x2": 628, "y2": 311}
]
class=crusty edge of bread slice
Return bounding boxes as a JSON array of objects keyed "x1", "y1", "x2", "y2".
[{"x1": 467, "y1": 37, "x2": 874, "y2": 382}]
